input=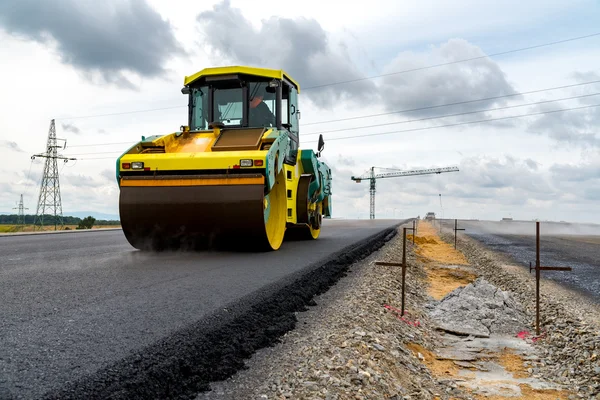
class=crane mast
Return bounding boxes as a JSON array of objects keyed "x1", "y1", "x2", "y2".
[{"x1": 351, "y1": 166, "x2": 459, "y2": 219}]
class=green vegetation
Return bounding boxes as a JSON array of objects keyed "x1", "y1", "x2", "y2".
[
  {"x1": 76, "y1": 216, "x2": 96, "y2": 230},
  {"x1": 0, "y1": 225, "x2": 17, "y2": 233},
  {"x1": 0, "y1": 214, "x2": 120, "y2": 226}
]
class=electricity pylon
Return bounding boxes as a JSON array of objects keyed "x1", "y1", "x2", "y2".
[
  {"x1": 31, "y1": 119, "x2": 76, "y2": 230},
  {"x1": 13, "y1": 194, "x2": 28, "y2": 231}
]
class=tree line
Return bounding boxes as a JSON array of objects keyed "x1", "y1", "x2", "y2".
[{"x1": 0, "y1": 214, "x2": 120, "y2": 225}]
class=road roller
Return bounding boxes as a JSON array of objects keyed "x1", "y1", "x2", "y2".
[{"x1": 116, "y1": 66, "x2": 332, "y2": 251}]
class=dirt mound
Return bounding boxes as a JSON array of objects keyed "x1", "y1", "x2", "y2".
[
  {"x1": 426, "y1": 266, "x2": 478, "y2": 300},
  {"x1": 408, "y1": 235, "x2": 438, "y2": 245}
]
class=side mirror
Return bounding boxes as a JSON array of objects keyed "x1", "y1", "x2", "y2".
[
  {"x1": 181, "y1": 86, "x2": 190, "y2": 95},
  {"x1": 317, "y1": 134, "x2": 324, "y2": 157}
]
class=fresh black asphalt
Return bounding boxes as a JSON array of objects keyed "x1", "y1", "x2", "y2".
[
  {"x1": 459, "y1": 220, "x2": 600, "y2": 304},
  {"x1": 0, "y1": 219, "x2": 404, "y2": 400}
]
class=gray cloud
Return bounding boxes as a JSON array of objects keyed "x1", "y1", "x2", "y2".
[
  {"x1": 583, "y1": 186, "x2": 600, "y2": 201},
  {"x1": 547, "y1": 159, "x2": 600, "y2": 203},
  {"x1": 336, "y1": 155, "x2": 357, "y2": 167},
  {"x1": 195, "y1": 0, "x2": 377, "y2": 108},
  {"x1": 571, "y1": 70, "x2": 600, "y2": 83},
  {"x1": 0, "y1": 0, "x2": 185, "y2": 88},
  {"x1": 101, "y1": 169, "x2": 116, "y2": 182},
  {"x1": 0, "y1": 140, "x2": 24, "y2": 153},
  {"x1": 526, "y1": 102, "x2": 600, "y2": 147},
  {"x1": 550, "y1": 162, "x2": 600, "y2": 183},
  {"x1": 61, "y1": 122, "x2": 81, "y2": 135},
  {"x1": 525, "y1": 72, "x2": 600, "y2": 147},
  {"x1": 63, "y1": 173, "x2": 100, "y2": 188},
  {"x1": 356, "y1": 156, "x2": 557, "y2": 215},
  {"x1": 379, "y1": 39, "x2": 520, "y2": 120},
  {"x1": 525, "y1": 159, "x2": 539, "y2": 171}
]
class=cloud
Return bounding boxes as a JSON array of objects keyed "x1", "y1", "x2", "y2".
[
  {"x1": 525, "y1": 71, "x2": 600, "y2": 147},
  {"x1": 336, "y1": 155, "x2": 357, "y2": 167},
  {"x1": 526, "y1": 101, "x2": 600, "y2": 148},
  {"x1": 525, "y1": 159, "x2": 539, "y2": 171},
  {"x1": 379, "y1": 39, "x2": 519, "y2": 121},
  {"x1": 547, "y1": 158, "x2": 600, "y2": 202},
  {"x1": 63, "y1": 173, "x2": 101, "y2": 188},
  {"x1": 0, "y1": 0, "x2": 185, "y2": 89},
  {"x1": 356, "y1": 155, "x2": 557, "y2": 213},
  {"x1": 0, "y1": 140, "x2": 24, "y2": 153},
  {"x1": 571, "y1": 70, "x2": 600, "y2": 83},
  {"x1": 550, "y1": 161, "x2": 600, "y2": 183},
  {"x1": 101, "y1": 169, "x2": 115, "y2": 182},
  {"x1": 61, "y1": 122, "x2": 81, "y2": 135},
  {"x1": 195, "y1": 0, "x2": 377, "y2": 109}
]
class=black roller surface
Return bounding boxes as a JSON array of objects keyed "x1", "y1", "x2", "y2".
[{"x1": 118, "y1": 177, "x2": 273, "y2": 251}]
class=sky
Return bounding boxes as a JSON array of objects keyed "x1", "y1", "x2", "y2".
[{"x1": 0, "y1": 0, "x2": 599, "y2": 223}]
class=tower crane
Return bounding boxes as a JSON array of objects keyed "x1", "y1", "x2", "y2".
[{"x1": 351, "y1": 166, "x2": 460, "y2": 219}]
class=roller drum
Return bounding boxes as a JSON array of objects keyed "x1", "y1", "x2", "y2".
[{"x1": 118, "y1": 173, "x2": 286, "y2": 251}]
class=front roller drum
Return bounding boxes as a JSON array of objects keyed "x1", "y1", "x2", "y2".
[{"x1": 118, "y1": 173, "x2": 287, "y2": 251}]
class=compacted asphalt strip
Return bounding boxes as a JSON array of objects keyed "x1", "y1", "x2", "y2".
[
  {"x1": 460, "y1": 220, "x2": 600, "y2": 304},
  {"x1": 0, "y1": 219, "x2": 405, "y2": 400}
]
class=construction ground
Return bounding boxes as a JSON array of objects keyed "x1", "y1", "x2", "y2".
[{"x1": 198, "y1": 220, "x2": 600, "y2": 400}]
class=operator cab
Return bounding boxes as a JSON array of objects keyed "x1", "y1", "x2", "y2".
[{"x1": 181, "y1": 68, "x2": 300, "y2": 143}]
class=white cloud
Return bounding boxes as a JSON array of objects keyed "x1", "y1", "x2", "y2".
[{"x1": 1, "y1": 0, "x2": 599, "y2": 225}]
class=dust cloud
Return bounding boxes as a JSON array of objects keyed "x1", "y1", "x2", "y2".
[{"x1": 442, "y1": 219, "x2": 600, "y2": 237}]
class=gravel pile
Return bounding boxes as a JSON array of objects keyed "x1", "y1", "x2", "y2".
[
  {"x1": 198, "y1": 226, "x2": 476, "y2": 400},
  {"x1": 441, "y1": 228, "x2": 600, "y2": 399},
  {"x1": 430, "y1": 277, "x2": 529, "y2": 338}
]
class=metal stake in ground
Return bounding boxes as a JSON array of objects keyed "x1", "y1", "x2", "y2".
[
  {"x1": 454, "y1": 219, "x2": 465, "y2": 249},
  {"x1": 375, "y1": 226, "x2": 414, "y2": 316},
  {"x1": 529, "y1": 221, "x2": 572, "y2": 335},
  {"x1": 412, "y1": 220, "x2": 416, "y2": 245}
]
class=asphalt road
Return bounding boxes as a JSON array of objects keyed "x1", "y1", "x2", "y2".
[
  {"x1": 0, "y1": 219, "x2": 403, "y2": 400},
  {"x1": 459, "y1": 220, "x2": 600, "y2": 304}
]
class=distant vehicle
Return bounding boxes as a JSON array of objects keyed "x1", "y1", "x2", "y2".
[
  {"x1": 425, "y1": 212, "x2": 436, "y2": 220},
  {"x1": 501, "y1": 217, "x2": 513, "y2": 221}
]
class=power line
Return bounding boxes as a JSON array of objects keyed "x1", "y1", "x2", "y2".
[
  {"x1": 64, "y1": 79, "x2": 600, "y2": 150},
  {"x1": 67, "y1": 141, "x2": 135, "y2": 148},
  {"x1": 300, "y1": 103, "x2": 600, "y2": 144},
  {"x1": 56, "y1": 105, "x2": 184, "y2": 121},
  {"x1": 75, "y1": 103, "x2": 600, "y2": 159},
  {"x1": 64, "y1": 151, "x2": 126, "y2": 156},
  {"x1": 50, "y1": 31, "x2": 600, "y2": 122},
  {"x1": 302, "y1": 79, "x2": 600, "y2": 126},
  {"x1": 78, "y1": 156, "x2": 122, "y2": 160},
  {"x1": 301, "y1": 32, "x2": 600, "y2": 90},
  {"x1": 304, "y1": 91, "x2": 600, "y2": 137}
]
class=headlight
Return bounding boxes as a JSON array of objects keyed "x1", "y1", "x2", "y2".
[
  {"x1": 240, "y1": 159, "x2": 253, "y2": 167},
  {"x1": 131, "y1": 162, "x2": 144, "y2": 169}
]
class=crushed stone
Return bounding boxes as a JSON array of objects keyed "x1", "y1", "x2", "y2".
[
  {"x1": 439, "y1": 224, "x2": 600, "y2": 399},
  {"x1": 430, "y1": 277, "x2": 530, "y2": 338}
]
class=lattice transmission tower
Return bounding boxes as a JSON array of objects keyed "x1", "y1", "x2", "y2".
[
  {"x1": 13, "y1": 194, "x2": 28, "y2": 230},
  {"x1": 31, "y1": 119, "x2": 75, "y2": 230}
]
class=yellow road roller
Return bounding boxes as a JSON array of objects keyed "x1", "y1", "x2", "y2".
[{"x1": 116, "y1": 66, "x2": 332, "y2": 251}]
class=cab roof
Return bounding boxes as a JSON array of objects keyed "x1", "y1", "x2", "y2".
[{"x1": 183, "y1": 65, "x2": 300, "y2": 92}]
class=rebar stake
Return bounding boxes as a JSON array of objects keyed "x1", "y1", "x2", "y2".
[
  {"x1": 529, "y1": 221, "x2": 572, "y2": 335},
  {"x1": 375, "y1": 226, "x2": 414, "y2": 316}
]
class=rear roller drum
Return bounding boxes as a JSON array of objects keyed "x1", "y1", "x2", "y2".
[
  {"x1": 305, "y1": 201, "x2": 323, "y2": 239},
  {"x1": 261, "y1": 169, "x2": 287, "y2": 250}
]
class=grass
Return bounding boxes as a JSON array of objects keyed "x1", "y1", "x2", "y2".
[
  {"x1": 0, "y1": 225, "x2": 17, "y2": 233},
  {"x1": 0, "y1": 224, "x2": 120, "y2": 233}
]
